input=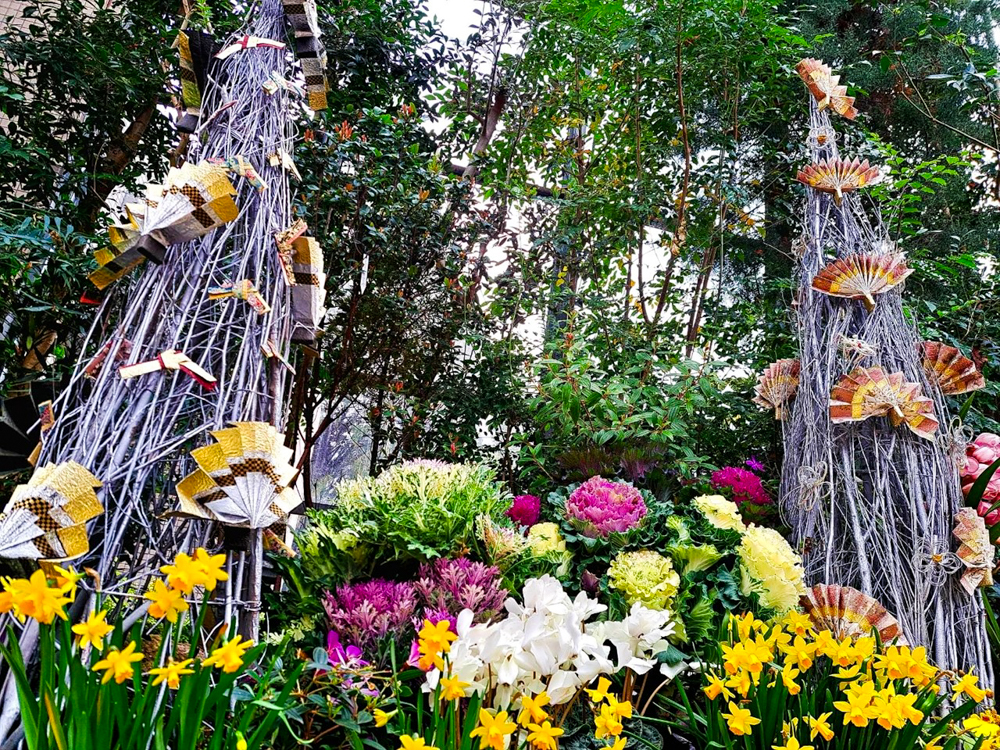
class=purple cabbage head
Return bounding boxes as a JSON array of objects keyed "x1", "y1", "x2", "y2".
[
  {"x1": 323, "y1": 579, "x2": 419, "y2": 651},
  {"x1": 506, "y1": 494, "x2": 541, "y2": 527},
  {"x1": 564, "y1": 476, "x2": 647, "y2": 538}
]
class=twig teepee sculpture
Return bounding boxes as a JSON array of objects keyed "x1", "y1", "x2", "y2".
[{"x1": 776, "y1": 59, "x2": 993, "y2": 680}]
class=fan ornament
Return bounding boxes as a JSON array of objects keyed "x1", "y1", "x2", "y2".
[
  {"x1": 171, "y1": 422, "x2": 301, "y2": 529},
  {"x1": 795, "y1": 58, "x2": 858, "y2": 120},
  {"x1": 796, "y1": 157, "x2": 880, "y2": 206},
  {"x1": 282, "y1": 0, "x2": 329, "y2": 111},
  {"x1": 207, "y1": 279, "x2": 271, "y2": 315},
  {"x1": 119, "y1": 349, "x2": 217, "y2": 390},
  {"x1": 952, "y1": 508, "x2": 994, "y2": 595},
  {"x1": 214, "y1": 34, "x2": 286, "y2": 60},
  {"x1": 829, "y1": 366, "x2": 939, "y2": 440},
  {"x1": 0, "y1": 461, "x2": 103, "y2": 560},
  {"x1": 919, "y1": 341, "x2": 986, "y2": 396},
  {"x1": 752, "y1": 358, "x2": 801, "y2": 420},
  {"x1": 174, "y1": 30, "x2": 216, "y2": 134},
  {"x1": 800, "y1": 583, "x2": 907, "y2": 644},
  {"x1": 130, "y1": 161, "x2": 239, "y2": 265},
  {"x1": 88, "y1": 201, "x2": 152, "y2": 290},
  {"x1": 812, "y1": 252, "x2": 913, "y2": 311}
]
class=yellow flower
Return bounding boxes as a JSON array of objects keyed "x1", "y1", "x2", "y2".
[
  {"x1": 894, "y1": 692, "x2": 924, "y2": 725},
  {"x1": 733, "y1": 613, "x2": 763, "y2": 642},
  {"x1": 148, "y1": 658, "x2": 195, "y2": 689},
  {"x1": 964, "y1": 715, "x2": 1000, "y2": 739},
  {"x1": 835, "y1": 664, "x2": 863, "y2": 681},
  {"x1": 773, "y1": 739, "x2": 813, "y2": 750},
  {"x1": 418, "y1": 619, "x2": 457, "y2": 654},
  {"x1": 469, "y1": 709, "x2": 517, "y2": 750},
  {"x1": 780, "y1": 635, "x2": 817, "y2": 671},
  {"x1": 193, "y1": 548, "x2": 229, "y2": 591},
  {"x1": 833, "y1": 689, "x2": 873, "y2": 728},
  {"x1": 160, "y1": 553, "x2": 204, "y2": 594},
  {"x1": 586, "y1": 677, "x2": 613, "y2": 704},
  {"x1": 704, "y1": 672, "x2": 733, "y2": 701},
  {"x1": 594, "y1": 704, "x2": 623, "y2": 739},
  {"x1": 694, "y1": 495, "x2": 746, "y2": 532},
  {"x1": 813, "y1": 630, "x2": 837, "y2": 658},
  {"x1": 722, "y1": 701, "x2": 761, "y2": 736},
  {"x1": 781, "y1": 664, "x2": 801, "y2": 696},
  {"x1": 518, "y1": 692, "x2": 551, "y2": 726},
  {"x1": 72, "y1": 609, "x2": 114, "y2": 650},
  {"x1": 606, "y1": 695, "x2": 632, "y2": 720},
  {"x1": 439, "y1": 674, "x2": 470, "y2": 701},
  {"x1": 954, "y1": 673, "x2": 989, "y2": 703},
  {"x1": 144, "y1": 579, "x2": 189, "y2": 623},
  {"x1": 726, "y1": 670, "x2": 754, "y2": 697},
  {"x1": 373, "y1": 709, "x2": 395, "y2": 728},
  {"x1": 526, "y1": 721, "x2": 564, "y2": 750},
  {"x1": 399, "y1": 737, "x2": 438, "y2": 750},
  {"x1": 236, "y1": 732, "x2": 247, "y2": 750},
  {"x1": 804, "y1": 712, "x2": 834, "y2": 742},
  {"x1": 50, "y1": 565, "x2": 85, "y2": 591},
  {"x1": 829, "y1": 636, "x2": 859, "y2": 667},
  {"x1": 0, "y1": 584, "x2": 14, "y2": 614},
  {"x1": 607, "y1": 738, "x2": 627, "y2": 750},
  {"x1": 8, "y1": 570, "x2": 72, "y2": 624},
  {"x1": 781, "y1": 611, "x2": 814, "y2": 636},
  {"x1": 203, "y1": 635, "x2": 252, "y2": 673},
  {"x1": 92, "y1": 641, "x2": 143, "y2": 684}
]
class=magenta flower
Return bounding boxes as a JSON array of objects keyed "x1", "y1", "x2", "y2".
[
  {"x1": 327, "y1": 631, "x2": 367, "y2": 666},
  {"x1": 506, "y1": 494, "x2": 541, "y2": 527},
  {"x1": 414, "y1": 557, "x2": 507, "y2": 624},
  {"x1": 745, "y1": 457, "x2": 765, "y2": 472},
  {"x1": 564, "y1": 476, "x2": 647, "y2": 538},
  {"x1": 711, "y1": 466, "x2": 770, "y2": 506},
  {"x1": 324, "y1": 579, "x2": 419, "y2": 651}
]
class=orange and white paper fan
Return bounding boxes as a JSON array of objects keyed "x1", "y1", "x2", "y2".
[
  {"x1": 830, "y1": 367, "x2": 938, "y2": 440},
  {"x1": 795, "y1": 58, "x2": 858, "y2": 120},
  {"x1": 0, "y1": 461, "x2": 103, "y2": 560},
  {"x1": 796, "y1": 158, "x2": 880, "y2": 206},
  {"x1": 132, "y1": 161, "x2": 238, "y2": 264},
  {"x1": 800, "y1": 584, "x2": 907, "y2": 644},
  {"x1": 952, "y1": 508, "x2": 994, "y2": 595},
  {"x1": 752, "y1": 359, "x2": 801, "y2": 420},
  {"x1": 172, "y1": 422, "x2": 301, "y2": 529},
  {"x1": 919, "y1": 341, "x2": 986, "y2": 396},
  {"x1": 811, "y1": 253, "x2": 912, "y2": 311}
]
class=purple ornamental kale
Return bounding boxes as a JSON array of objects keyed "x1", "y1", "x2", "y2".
[
  {"x1": 323, "y1": 579, "x2": 419, "y2": 650},
  {"x1": 564, "y1": 476, "x2": 647, "y2": 538},
  {"x1": 506, "y1": 494, "x2": 541, "y2": 527},
  {"x1": 414, "y1": 557, "x2": 507, "y2": 625},
  {"x1": 711, "y1": 466, "x2": 771, "y2": 506}
]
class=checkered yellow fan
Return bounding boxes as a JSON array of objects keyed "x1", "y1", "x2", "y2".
[
  {"x1": 288, "y1": 235, "x2": 327, "y2": 343},
  {"x1": 919, "y1": 341, "x2": 986, "y2": 396},
  {"x1": 830, "y1": 367, "x2": 938, "y2": 440},
  {"x1": 132, "y1": 161, "x2": 239, "y2": 264},
  {"x1": 801, "y1": 584, "x2": 907, "y2": 644},
  {"x1": 795, "y1": 58, "x2": 858, "y2": 120},
  {"x1": 88, "y1": 202, "x2": 150, "y2": 290},
  {"x1": 752, "y1": 359, "x2": 800, "y2": 420},
  {"x1": 811, "y1": 252, "x2": 912, "y2": 311},
  {"x1": 0, "y1": 461, "x2": 103, "y2": 560},
  {"x1": 796, "y1": 157, "x2": 880, "y2": 205},
  {"x1": 172, "y1": 422, "x2": 300, "y2": 528}
]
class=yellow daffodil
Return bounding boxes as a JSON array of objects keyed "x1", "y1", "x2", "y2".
[
  {"x1": 203, "y1": 635, "x2": 252, "y2": 673},
  {"x1": 586, "y1": 677, "x2": 613, "y2": 704},
  {"x1": 726, "y1": 670, "x2": 753, "y2": 697},
  {"x1": 160, "y1": 552, "x2": 204, "y2": 594},
  {"x1": 594, "y1": 704, "x2": 623, "y2": 739},
  {"x1": 373, "y1": 709, "x2": 395, "y2": 728},
  {"x1": 835, "y1": 664, "x2": 863, "y2": 681},
  {"x1": 469, "y1": 709, "x2": 517, "y2": 750},
  {"x1": 606, "y1": 695, "x2": 632, "y2": 720},
  {"x1": 804, "y1": 712, "x2": 834, "y2": 742},
  {"x1": 773, "y1": 738, "x2": 813, "y2": 750},
  {"x1": 518, "y1": 692, "x2": 551, "y2": 726},
  {"x1": 8, "y1": 570, "x2": 72, "y2": 624},
  {"x1": 439, "y1": 674, "x2": 470, "y2": 701},
  {"x1": 236, "y1": 732, "x2": 247, "y2": 750},
  {"x1": 92, "y1": 641, "x2": 143, "y2": 684},
  {"x1": 0, "y1": 583, "x2": 14, "y2": 614},
  {"x1": 399, "y1": 737, "x2": 438, "y2": 750},
  {"x1": 780, "y1": 635, "x2": 816, "y2": 671},
  {"x1": 418, "y1": 619, "x2": 457, "y2": 654},
  {"x1": 704, "y1": 672, "x2": 733, "y2": 701},
  {"x1": 72, "y1": 609, "x2": 113, "y2": 650},
  {"x1": 50, "y1": 565, "x2": 85, "y2": 591},
  {"x1": 813, "y1": 630, "x2": 837, "y2": 658},
  {"x1": 144, "y1": 579, "x2": 189, "y2": 623},
  {"x1": 607, "y1": 738, "x2": 627, "y2": 750},
  {"x1": 722, "y1": 701, "x2": 760, "y2": 736},
  {"x1": 833, "y1": 690, "x2": 873, "y2": 728},
  {"x1": 193, "y1": 548, "x2": 229, "y2": 591},
  {"x1": 526, "y1": 720, "x2": 564, "y2": 750},
  {"x1": 782, "y1": 610, "x2": 814, "y2": 636},
  {"x1": 954, "y1": 673, "x2": 989, "y2": 703},
  {"x1": 781, "y1": 664, "x2": 802, "y2": 695},
  {"x1": 964, "y1": 715, "x2": 1000, "y2": 739},
  {"x1": 148, "y1": 658, "x2": 195, "y2": 689}
]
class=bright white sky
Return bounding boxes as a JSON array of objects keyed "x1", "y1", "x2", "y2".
[{"x1": 426, "y1": 0, "x2": 483, "y2": 43}]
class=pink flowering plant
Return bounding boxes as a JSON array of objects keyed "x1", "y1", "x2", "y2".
[
  {"x1": 563, "y1": 475, "x2": 649, "y2": 538},
  {"x1": 962, "y1": 433, "x2": 1000, "y2": 542}
]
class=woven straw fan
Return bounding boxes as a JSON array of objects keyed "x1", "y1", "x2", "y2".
[
  {"x1": 0, "y1": 461, "x2": 103, "y2": 560},
  {"x1": 795, "y1": 58, "x2": 858, "y2": 120},
  {"x1": 919, "y1": 341, "x2": 986, "y2": 395},
  {"x1": 796, "y1": 157, "x2": 880, "y2": 206},
  {"x1": 811, "y1": 252, "x2": 912, "y2": 311},
  {"x1": 800, "y1": 584, "x2": 907, "y2": 644},
  {"x1": 829, "y1": 366, "x2": 938, "y2": 440},
  {"x1": 953, "y1": 508, "x2": 993, "y2": 595},
  {"x1": 752, "y1": 359, "x2": 800, "y2": 420},
  {"x1": 133, "y1": 161, "x2": 239, "y2": 264},
  {"x1": 172, "y1": 422, "x2": 300, "y2": 529}
]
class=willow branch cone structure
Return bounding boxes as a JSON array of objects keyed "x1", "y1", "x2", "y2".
[
  {"x1": 778, "y1": 66, "x2": 993, "y2": 682},
  {"x1": 0, "y1": 0, "x2": 313, "y2": 736}
]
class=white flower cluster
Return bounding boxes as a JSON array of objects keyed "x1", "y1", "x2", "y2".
[{"x1": 425, "y1": 575, "x2": 677, "y2": 707}]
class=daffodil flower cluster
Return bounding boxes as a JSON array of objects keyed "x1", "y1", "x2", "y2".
[{"x1": 697, "y1": 611, "x2": 992, "y2": 750}]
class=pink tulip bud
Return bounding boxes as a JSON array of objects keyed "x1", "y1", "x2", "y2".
[
  {"x1": 972, "y1": 446, "x2": 999, "y2": 464},
  {"x1": 979, "y1": 500, "x2": 1000, "y2": 526},
  {"x1": 975, "y1": 433, "x2": 1000, "y2": 448}
]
